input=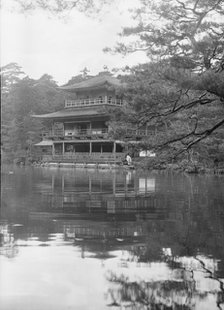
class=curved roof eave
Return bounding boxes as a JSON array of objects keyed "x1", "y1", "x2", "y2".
[
  {"x1": 59, "y1": 75, "x2": 124, "y2": 91},
  {"x1": 31, "y1": 108, "x2": 108, "y2": 119}
]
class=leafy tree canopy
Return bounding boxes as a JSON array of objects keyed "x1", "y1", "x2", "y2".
[
  {"x1": 1, "y1": 62, "x2": 26, "y2": 94},
  {"x1": 1, "y1": 0, "x2": 111, "y2": 16},
  {"x1": 1, "y1": 64, "x2": 65, "y2": 163},
  {"x1": 106, "y1": 0, "x2": 224, "y2": 70},
  {"x1": 110, "y1": 62, "x2": 224, "y2": 162},
  {"x1": 105, "y1": 0, "x2": 224, "y2": 159}
]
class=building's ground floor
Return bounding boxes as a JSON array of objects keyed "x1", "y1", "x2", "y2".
[{"x1": 35, "y1": 140, "x2": 127, "y2": 164}]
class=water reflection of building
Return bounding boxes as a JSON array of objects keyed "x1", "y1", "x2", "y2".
[
  {"x1": 0, "y1": 224, "x2": 13, "y2": 246},
  {"x1": 29, "y1": 170, "x2": 160, "y2": 256},
  {"x1": 63, "y1": 220, "x2": 147, "y2": 259},
  {"x1": 35, "y1": 170, "x2": 161, "y2": 221}
]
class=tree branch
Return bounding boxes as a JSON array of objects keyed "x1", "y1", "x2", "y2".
[
  {"x1": 138, "y1": 94, "x2": 214, "y2": 124},
  {"x1": 173, "y1": 118, "x2": 224, "y2": 156}
]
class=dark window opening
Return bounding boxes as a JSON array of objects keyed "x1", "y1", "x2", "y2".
[
  {"x1": 79, "y1": 123, "x2": 89, "y2": 130},
  {"x1": 102, "y1": 143, "x2": 113, "y2": 152},
  {"x1": 92, "y1": 142, "x2": 113, "y2": 153},
  {"x1": 65, "y1": 143, "x2": 74, "y2": 152},
  {"x1": 92, "y1": 121, "x2": 107, "y2": 129},
  {"x1": 54, "y1": 143, "x2": 63, "y2": 154},
  {"x1": 73, "y1": 143, "x2": 90, "y2": 153},
  {"x1": 41, "y1": 147, "x2": 51, "y2": 154},
  {"x1": 92, "y1": 143, "x2": 101, "y2": 153},
  {"x1": 64, "y1": 123, "x2": 75, "y2": 130},
  {"x1": 116, "y1": 144, "x2": 124, "y2": 153}
]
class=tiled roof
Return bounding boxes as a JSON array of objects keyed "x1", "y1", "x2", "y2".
[
  {"x1": 60, "y1": 75, "x2": 122, "y2": 91},
  {"x1": 32, "y1": 107, "x2": 108, "y2": 119},
  {"x1": 35, "y1": 140, "x2": 53, "y2": 146}
]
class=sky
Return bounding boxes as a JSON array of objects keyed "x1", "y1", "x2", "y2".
[{"x1": 0, "y1": 0, "x2": 148, "y2": 85}]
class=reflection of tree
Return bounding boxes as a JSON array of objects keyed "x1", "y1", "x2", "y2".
[
  {"x1": 0, "y1": 244, "x2": 19, "y2": 258},
  {"x1": 106, "y1": 202, "x2": 224, "y2": 310},
  {"x1": 194, "y1": 257, "x2": 224, "y2": 310},
  {"x1": 123, "y1": 225, "x2": 224, "y2": 309},
  {"x1": 0, "y1": 226, "x2": 19, "y2": 258},
  {"x1": 106, "y1": 271, "x2": 206, "y2": 309},
  {"x1": 108, "y1": 247, "x2": 224, "y2": 310}
]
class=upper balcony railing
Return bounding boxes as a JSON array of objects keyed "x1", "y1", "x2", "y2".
[
  {"x1": 42, "y1": 128, "x2": 155, "y2": 139},
  {"x1": 42, "y1": 128, "x2": 109, "y2": 139},
  {"x1": 65, "y1": 97, "x2": 123, "y2": 108}
]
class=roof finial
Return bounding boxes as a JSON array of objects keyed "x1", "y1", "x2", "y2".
[
  {"x1": 98, "y1": 65, "x2": 111, "y2": 76},
  {"x1": 80, "y1": 67, "x2": 90, "y2": 79}
]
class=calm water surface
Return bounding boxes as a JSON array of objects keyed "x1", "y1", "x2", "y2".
[{"x1": 1, "y1": 166, "x2": 224, "y2": 310}]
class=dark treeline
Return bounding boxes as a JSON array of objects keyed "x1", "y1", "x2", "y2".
[{"x1": 1, "y1": 63, "x2": 65, "y2": 163}]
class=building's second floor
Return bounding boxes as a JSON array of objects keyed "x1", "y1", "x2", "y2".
[
  {"x1": 32, "y1": 74, "x2": 155, "y2": 141},
  {"x1": 42, "y1": 119, "x2": 154, "y2": 140},
  {"x1": 43, "y1": 119, "x2": 109, "y2": 139}
]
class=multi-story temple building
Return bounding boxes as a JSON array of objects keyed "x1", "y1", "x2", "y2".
[
  {"x1": 33, "y1": 74, "x2": 124, "y2": 164},
  {"x1": 33, "y1": 73, "x2": 149, "y2": 165}
]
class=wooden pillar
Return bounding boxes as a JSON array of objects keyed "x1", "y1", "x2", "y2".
[
  {"x1": 51, "y1": 174, "x2": 55, "y2": 192},
  {"x1": 61, "y1": 175, "x2": 64, "y2": 209},
  {"x1": 113, "y1": 142, "x2": 116, "y2": 153},
  {"x1": 105, "y1": 95, "x2": 108, "y2": 104},
  {"x1": 113, "y1": 141, "x2": 116, "y2": 162},
  {"x1": 62, "y1": 175, "x2": 64, "y2": 193},
  {"x1": 62, "y1": 142, "x2": 65, "y2": 155},
  {"x1": 134, "y1": 176, "x2": 137, "y2": 195},
  {"x1": 124, "y1": 172, "x2": 127, "y2": 195},
  {"x1": 90, "y1": 142, "x2": 92, "y2": 154},
  {"x1": 52, "y1": 143, "x2": 55, "y2": 156},
  {"x1": 89, "y1": 176, "x2": 92, "y2": 195}
]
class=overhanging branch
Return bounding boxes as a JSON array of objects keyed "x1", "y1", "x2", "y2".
[
  {"x1": 138, "y1": 94, "x2": 215, "y2": 125},
  {"x1": 170, "y1": 118, "x2": 224, "y2": 156}
]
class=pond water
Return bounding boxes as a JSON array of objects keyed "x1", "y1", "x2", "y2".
[{"x1": 0, "y1": 166, "x2": 224, "y2": 310}]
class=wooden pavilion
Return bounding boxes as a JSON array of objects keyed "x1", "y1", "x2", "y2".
[{"x1": 33, "y1": 73, "x2": 148, "y2": 165}]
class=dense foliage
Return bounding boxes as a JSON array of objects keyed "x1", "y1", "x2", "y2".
[
  {"x1": 1, "y1": 63, "x2": 65, "y2": 163},
  {"x1": 109, "y1": 61, "x2": 224, "y2": 166}
]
